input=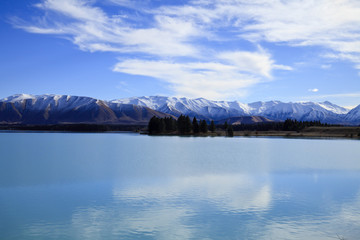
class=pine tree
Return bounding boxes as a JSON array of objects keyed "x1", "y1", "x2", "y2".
[
  {"x1": 148, "y1": 116, "x2": 157, "y2": 134},
  {"x1": 171, "y1": 117, "x2": 177, "y2": 131},
  {"x1": 177, "y1": 115, "x2": 185, "y2": 134},
  {"x1": 227, "y1": 125, "x2": 234, "y2": 137},
  {"x1": 164, "y1": 117, "x2": 177, "y2": 132},
  {"x1": 192, "y1": 117, "x2": 200, "y2": 134},
  {"x1": 148, "y1": 116, "x2": 164, "y2": 134},
  {"x1": 209, "y1": 120, "x2": 215, "y2": 133},
  {"x1": 185, "y1": 116, "x2": 192, "y2": 133},
  {"x1": 224, "y1": 121, "x2": 228, "y2": 130},
  {"x1": 200, "y1": 120, "x2": 208, "y2": 133},
  {"x1": 159, "y1": 118, "x2": 166, "y2": 133}
]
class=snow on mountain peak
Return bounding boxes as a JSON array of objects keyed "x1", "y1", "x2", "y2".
[
  {"x1": 111, "y1": 96, "x2": 354, "y2": 123},
  {"x1": 1, "y1": 94, "x2": 358, "y2": 124},
  {"x1": 1, "y1": 94, "x2": 35, "y2": 102},
  {"x1": 317, "y1": 101, "x2": 349, "y2": 114}
]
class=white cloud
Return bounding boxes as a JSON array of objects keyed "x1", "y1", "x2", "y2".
[
  {"x1": 107, "y1": 0, "x2": 149, "y2": 9},
  {"x1": 113, "y1": 60, "x2": 253, "y2": 99},
  {"x1": 12, "y1": 0, "x2": 293, "y2": 99},
  {"x1": 15, "y1": 0, "x2": 202, "y2": 57},
  {"x1": 24, "y1": 173, "x2": 272, "y2": 239},
  {"x1": 118, "y1": 16, "x2": 202, "y2": 56},
  {"x1": 16, "y1": 0, "x2": 360, "y2": 98},
  {"x1": 308, "y1": 88, "x2": 319, "y2": 93},
  {"x1": 218, "y1": 50, "x2": 274, "y2": 78},
  {"x1": 159, "y1": 0, "x2": 360, "y2": 69},
  {"x1": 113, "y1": 174, "x2": 272, "y2": 213},
  {"x1": 113, "y1": 53, "x2": 278, "y2": 99},
  {"x1": 35, "y1": 0, "x2": 107, "y2": 23}
]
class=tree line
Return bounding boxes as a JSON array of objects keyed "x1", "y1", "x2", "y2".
[
  {"x1": 148, "y1": 115, "x2": 217, "y2": 135},
  {"x1": 232, "y1": 119, "x2": 329, "y2": 131},
  {"x1": 148, "y1": 116, "x2": 332, "y2": 136},
  {"x1": 148, "y1": 115, "x2": 235, "y2": 136}
]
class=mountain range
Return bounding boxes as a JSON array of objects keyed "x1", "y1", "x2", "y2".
[
  {"x1": 114, "y1": 96, "x2": 358, "y2": 125},
  {"x1": 0, "y1": 94, "x2": 171, "y2": 125},
  {"x1": 0, "y1": 94, "x2": 359, "y2": 125}
]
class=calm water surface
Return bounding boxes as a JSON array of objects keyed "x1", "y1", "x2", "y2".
[{"x1": 0, "y1": 132, "x2": 360, "y2": 239}]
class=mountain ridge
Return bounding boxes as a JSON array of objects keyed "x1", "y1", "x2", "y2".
[
  {"x1": 0, "y1": 94, "x2": 173, "y2": 125},
  {"x1": 112, "y1": 95, "x2": 354, "y2": 124},
  {"x1": 1, "y1": 94, "x2": 359, "y2": 125}
]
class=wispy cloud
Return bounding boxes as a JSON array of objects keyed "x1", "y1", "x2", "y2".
[
  {"x1": 113, "y1": 58, "x2": 261, "y2": 99},
  {"x1": 113, "y1": 46, "x2": 286, "y2": 99},
  {"x1": 159, "y1": 0, "x2": 360, "y2": 71},
  {"x1": 13, "y1": 0, "x2": 202, "y2": 57},
  {"x1": 309, "y1": 92, "x2": 360, "y2": 99},
  {"x1": 308, "y1": 88, "x2": 319, "y2": 93},
  {"x1": 11, "y1": 0, "x2": 360, "y2": 99},
  {"x1": 300, "y1": 92, "x2": 360, "y2": 107},
  {"x1": 12, "y1": 0, "x2": 294, "y2": 99}
]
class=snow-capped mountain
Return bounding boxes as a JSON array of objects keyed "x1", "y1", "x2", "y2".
[
  {"x1": 345, "y1": 104, "x2": 360, "y2": 125},
  {"x1": 247, "y1": 101, "x2": 348, "y2": 123},
  {"x1": 1, "y1": 94, "x2": 357, "y2": 125},
  {"x1": 0, "y1": 94, "x2": 171, "y2": 124},
  {"x1": 112, "y1": 96, "x2": 252, "y2": 121},
  {"x1": 112, "y1": 96, "x2": 352, "y2": 124}
]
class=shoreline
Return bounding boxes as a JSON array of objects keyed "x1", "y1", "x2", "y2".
[
  {"x1": 1, "y1": 125, "x2": 359, "y2": 139},
  {"x1": 147, "y1": 126, "x2": 360, "y2": 139}
]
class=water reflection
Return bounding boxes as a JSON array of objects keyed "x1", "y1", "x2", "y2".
[
  {"x1": 259, "y1": 189, "x2": 360, "y2": 240},
  {"x1": 113, "y1": 174, "x2": 272, "y2": 213},
  {"x1": 2, "y1": 172, "x2": 359, "y2": 240},
  {"x1": 1, "y1": 133, "x2": 360, "y2": 239},
  {"x1": 77, "y1": 174, "x2": 360, "y2": 240}
]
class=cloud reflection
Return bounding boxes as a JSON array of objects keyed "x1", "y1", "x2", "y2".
[
  {"x1": 66, "y1": 173, "x2": 273, "y2": 239},
  {"x1": 17, "y1": 173, "x2": 360, "y2": 240},
  {"x1": 113, "y1": 174, "x2": 272, "y2": 213}
]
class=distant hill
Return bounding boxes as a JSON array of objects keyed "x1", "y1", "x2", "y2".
[{"x1": 0, "y1": 94, "x2": 172, "y2": 125}]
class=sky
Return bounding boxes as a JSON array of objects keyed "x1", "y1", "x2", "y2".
[{"x1": 1, "y1": 0, "x2": 360, "y2": 108}]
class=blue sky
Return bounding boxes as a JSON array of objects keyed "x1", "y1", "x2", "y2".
[{"x1": 1, "y1": 0, "x2": 360, "y2": 107}]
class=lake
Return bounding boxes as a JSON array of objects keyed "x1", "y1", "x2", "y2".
[{"x1": 0, "y1": 132, "x2": 360, "y2": 240}]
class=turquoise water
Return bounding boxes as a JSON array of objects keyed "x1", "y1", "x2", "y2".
[{"x1": 0, "y1": 132, "x2": 360, "y2": 239}]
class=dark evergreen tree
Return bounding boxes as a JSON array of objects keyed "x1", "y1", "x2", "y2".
[
  {"x1": 200, "y1": 120, "x2": 208, "y2": 133},
  {"x1": 209, "y1": 120, "x2": 215, "y2": 133},
  {"x1": 171, "y1": 117, "x2": 177, "y2": 131},
  {"x1": 192, "y1": 117, "x2": 200, "y2": 134},
  {"x1": 177, "y1": 115, "x2": 186, "y2": 134},
  {"x1": 148, "y1": 116, "x2": 161, "y2": 134},
  {"x1": 227, "y1": 125, "x2": 234, "y2": 137},
  {"x1": 159, "y1": 118, "x2": 166, "y2": 133},
  {"x1": 185, "y1": 116, "x2": 192, "y2": 133},
  {"x1": 224, "y1": 121, "x2": 228, "y2": 130},
  {"x1": 164, "y1": 117, "x2": 177, "y2": 132}
]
